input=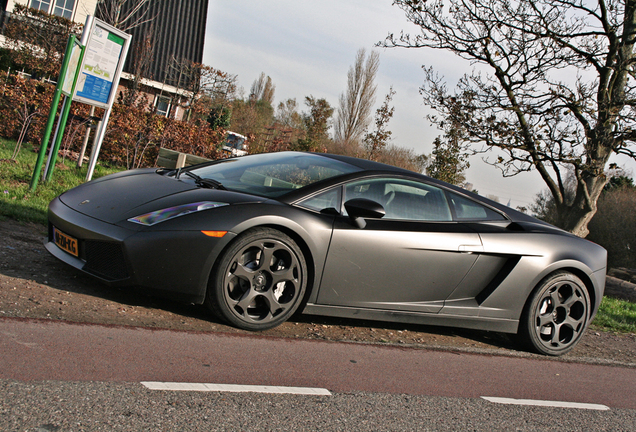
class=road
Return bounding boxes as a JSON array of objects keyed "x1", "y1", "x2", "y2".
[{"x1": 1, "y1": 318, "x2": 636, "y2": 431}]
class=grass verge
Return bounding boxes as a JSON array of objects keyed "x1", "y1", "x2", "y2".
[
  {"x1": 593, "y1": 296, "x2": 636, "y2": 333},
  {"x1": 0, "y1": 137, "x2": 121, "y2": 225}
]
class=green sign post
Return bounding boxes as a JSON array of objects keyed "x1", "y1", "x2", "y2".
[
  {"x1": 29, "y1": 34, "x2": 84, "y2": 190},
  {"x1": 44, "y1": 40, "x2": 85, "y2": 182}
]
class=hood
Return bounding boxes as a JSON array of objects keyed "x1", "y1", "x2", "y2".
[{"x1": 58, "y1": 169, "x2": 266, "y2": 224}]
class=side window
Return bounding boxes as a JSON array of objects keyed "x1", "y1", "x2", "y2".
[
  {"x1": 449, "y1": 193, "x2": 506, "y2": 221},
  {"x1": 297, "y1": 188, "x2": 341, "y2": 213},
  {"x1": 344, "y1": 178, "x2": 453, "y2": 222},
  {"x1": 344, "y1": 178, "x2": 393, "y2": 208}
]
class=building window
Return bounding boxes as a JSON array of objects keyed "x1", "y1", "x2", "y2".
[
  {"x1": 53, "y1": 0, "x2": 75, "y2": 19},
  {"x1": 155, "y1": 96, "x2": 172, "y2": 117},
  {"x1": 30, "y1": 0, "x2": 52, "y2": 12},
  {"x1": 30, "y1": 0, "x2": 75, "y2": 19}
]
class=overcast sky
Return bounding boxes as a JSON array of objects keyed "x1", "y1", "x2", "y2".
[{"x1": 202, "y1": 0, "x2": 635, "y2": 209}]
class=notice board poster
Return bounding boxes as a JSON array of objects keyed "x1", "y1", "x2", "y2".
[{"x1": 73, "y1": 19, "x2": 131, "y2": 108}]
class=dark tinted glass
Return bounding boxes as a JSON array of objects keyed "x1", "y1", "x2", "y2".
[
  {"x1": 188, "y1": 152, "x2": 360, "y2": 198},
  {"x1": 449, "y1": 193, "x2": 506, "y2": 221}
]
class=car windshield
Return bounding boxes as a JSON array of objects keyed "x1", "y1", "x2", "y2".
[{"x1": 182, "y1": 152, "x2": 361, "y2": 198}]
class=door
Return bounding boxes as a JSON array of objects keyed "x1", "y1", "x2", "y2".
[{"x1": 317, "y1": 178, "x2": 483, "y2": 313}]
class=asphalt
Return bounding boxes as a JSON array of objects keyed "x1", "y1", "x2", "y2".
[
  {"x1": 3, "y1": 379, "x2": 636, "y2": 432},
  {"x1": 2, "y1": 318, "x2": 636, "y2": 409}
]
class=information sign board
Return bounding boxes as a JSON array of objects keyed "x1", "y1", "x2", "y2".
[{"x1": 73, "y1": 19, "x2": 131, "y2": 108}]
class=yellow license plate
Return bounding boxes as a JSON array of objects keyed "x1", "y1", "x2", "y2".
[{"x1": 54, "y1": 227, "x2": 78, "y2": 257}]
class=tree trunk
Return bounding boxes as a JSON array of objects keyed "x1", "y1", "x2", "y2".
[{"x1": 556, "y1": 174, "x2": 608, "y2": 238}]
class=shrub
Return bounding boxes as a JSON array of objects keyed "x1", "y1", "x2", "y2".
[
  {"x1": 0, "y1": 74, "x2": 53, "y2": 144},
  {"x1": 103, "y1": 104, "x2": 225, "y2": 169},
  {"x1": 2, "y1": 4, "x2": 82, "y2": 78},
  {"x1": 0, "y1": 74, "x2": 226, "y2": 169}
]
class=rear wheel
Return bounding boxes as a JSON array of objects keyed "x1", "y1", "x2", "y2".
[
  {"x1": 206, "y1": 228, "x2": 307, "y2": 331},
  {"x1": 519, "y1": 271, "x2": 590, "y2": 356}
]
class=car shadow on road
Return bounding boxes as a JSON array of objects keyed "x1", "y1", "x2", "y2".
[{"x1": 289, "y1": 313, "x2": 523, "y2": 351}]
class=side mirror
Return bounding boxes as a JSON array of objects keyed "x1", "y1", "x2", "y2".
[{"x1": 344, "y1": 198, "x2": 385, "y2": 229}]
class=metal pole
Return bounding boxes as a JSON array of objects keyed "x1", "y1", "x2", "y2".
[
  {"x1": 77, "y1": 105, "x2": 95, "y2": 167},
  {"x1": 29, "y1": 35, "x2": 76, "y2": 191},
  {"x1": 80, "y1": 15, "x2": 93, "y2": 46},
  {"x1": 85, "y1": 109, "x2": 110, "y2": 182},
  {"x1": 43, "y1": 96, "x2": 68, "y2": 179},
  {"x1": 44, "y1": 92, "x2": 75, "y2": 182}
]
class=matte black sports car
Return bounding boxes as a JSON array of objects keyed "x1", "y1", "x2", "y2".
[{"x1": 46, "y1": 151, "x2": 607, "y2": 355}]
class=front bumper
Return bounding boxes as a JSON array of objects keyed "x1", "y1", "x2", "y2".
[{"x1": 46, "y1": 197, "x2": 235, "y2": 304}]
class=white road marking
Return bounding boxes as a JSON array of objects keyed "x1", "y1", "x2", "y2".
[
  {"x1": 481, "y1": 396, "x2": 610, "y2": 411},
  {"x1": 141, "y1": 381, "x2": 332, "y2": 396}
]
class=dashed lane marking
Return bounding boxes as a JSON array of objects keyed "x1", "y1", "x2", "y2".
[
  {"x1": 141, "y1": 381, "x2": 332, "y2": 396},
  {"x1": 481, "y1": 396, "x2": 610, "y2": 411}
]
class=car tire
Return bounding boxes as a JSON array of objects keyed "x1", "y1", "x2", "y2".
[
  {"x1": 518, "y1": 271, "x2": 591, "y2": 356},
  {"x1": 206, "y1": 228, "x2": 307, "y2": 331}
]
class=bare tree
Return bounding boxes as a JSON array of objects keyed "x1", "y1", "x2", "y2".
[
  {"x1": 261, "y1": 77, "x2": 276, "y2": 107},
  {"x1": 275, "y1": 98, "x2": 304, "y2": 130},
  {"x1": 121, "y1": 24, "x2": 155, "y2": 106},
  {"x1": 96, "y1": 0, "x2": 156, "y2": 31},
  {"x1": 227, "y1": 73, "x2": 276, "y2": 144},
  {"x1": 384, "y1": 0, "x2": 636, "y2": 237},
  {"x1": 374, "y1": 144, "x2": 428, "y2": 173},
  {"x1": 249, "y1": 72, "x2": 276, "y2": 105},
  {"x1": 97, "y1": 0, "x2": 158, "y2": 107},
  {"x1": 334, "y1": 49, "x2": 380, "y2": 147},
  {"x1": 164, "y1": 56, "x2": 237, "y2": 122}
]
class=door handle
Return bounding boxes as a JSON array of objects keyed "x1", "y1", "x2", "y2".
[{"x1": 458, "y1": 245, "x2": 484, "y2": 254}]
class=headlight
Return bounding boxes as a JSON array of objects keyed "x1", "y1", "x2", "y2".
[{"x1": 128, "y1": 201, "x2": 228, "y2": 226}]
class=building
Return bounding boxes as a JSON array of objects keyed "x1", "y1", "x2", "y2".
[
  {"x1": 113, "y1": 0, "x2": 208, "y2": 88},
  {"x1": 99, "y1": 0, "x2": 210, "y2": 119},
  {"x1": 1, "y1": 0, "x2": 98, "y2": 27},
  {"x1": 1, "y1": 0, "x2": 209, "y2": 119}
]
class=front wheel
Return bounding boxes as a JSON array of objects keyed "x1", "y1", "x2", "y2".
[
  {"x1": 206, "y1": 228, "x2": 307, "y2": 331},
  {"x1": 519, "y1": 271, "x2": 590, "y2": 356}
]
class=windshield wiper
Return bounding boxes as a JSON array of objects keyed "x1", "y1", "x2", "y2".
[{"x1": 183, "y1": 171, "x2": 226, "y2": 190}]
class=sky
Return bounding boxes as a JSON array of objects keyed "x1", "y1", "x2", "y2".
[{"x1": 202, "y1": 0, "x2": 636, "y2": 210}]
